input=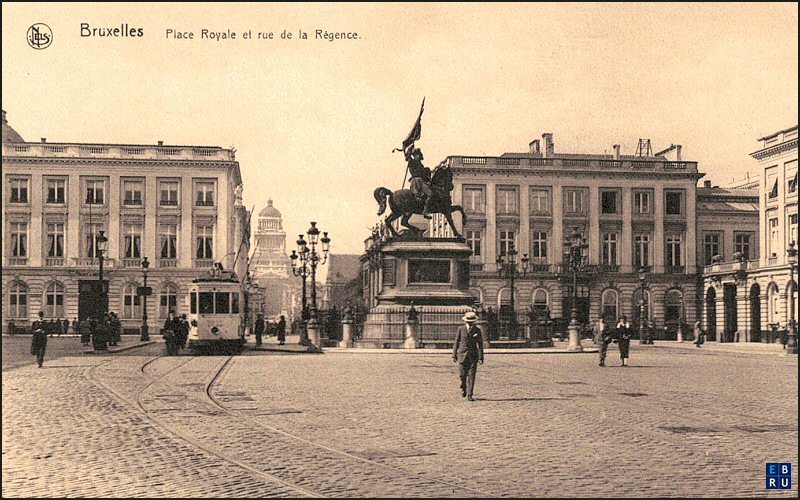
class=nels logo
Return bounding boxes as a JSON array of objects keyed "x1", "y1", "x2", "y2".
[{"x1": 27, "y1": 23, "x2": 53, "y2": 50}]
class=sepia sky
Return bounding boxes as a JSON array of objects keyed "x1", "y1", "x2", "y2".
[{"x1": 3, "y1": 2, "x2": 798, "y2": 260}]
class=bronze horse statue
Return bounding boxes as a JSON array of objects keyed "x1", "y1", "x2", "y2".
[{"x1": 374, "y1": 166, "x2": 467, "y2": 238}]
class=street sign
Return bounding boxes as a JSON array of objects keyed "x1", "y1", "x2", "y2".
[{"x1": 137, "y1": 286, "x2": 153, "y2": 296}]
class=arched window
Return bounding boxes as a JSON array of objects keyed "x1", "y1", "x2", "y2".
[
  {"x1": 8, "y1": 282, "x2": 28, "y2": 318},
  {"x1": 632, "y1": 288, "x2": 652, "y2": 324},
  {"x1": 532, "y1": 288, "x2": 549, "y2": 317},
  {"x1": 122, "y1": 283, "x2": 141, "y2": 319},
  {"x1": 44, "y1": 282, "x2": 64, "y2": 318},
  {"x1": 767, "y1": 282, "x2": 780, "y2": 323},
  {"x1": 665, "y1": 289, "x2": 684, "y2": 329},
  {"x1": 159, "y1": 284, "x2": 178, "y2": 318},
  {"x1": 601, "y1": 289, "x2": 619, "y2": 322}
]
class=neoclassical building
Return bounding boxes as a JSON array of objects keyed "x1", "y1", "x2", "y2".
[
  {"x1": 429, "y1": 133, "x2": 706, "y2": 335},
  {"x1": 703, "y1": 125, "x2": 797, "y2": 343},
  {"x1": 2, "y1": 110, "x2": 250, "y2": 332},
  {"x1": 249, "y1": 199, "x2": 297, "y2": 320}
]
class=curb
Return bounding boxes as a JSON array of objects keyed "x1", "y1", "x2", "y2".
[{"x1": 82, "y1": 341, "x2": 155, "y2": 355}]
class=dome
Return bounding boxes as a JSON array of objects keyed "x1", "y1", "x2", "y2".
[
  {"x1": 258, "y1": 199, "x2": 282, "y2": 218},
  {"x1": 2, "y1": 110, "x2": 25, "y2": 143}
]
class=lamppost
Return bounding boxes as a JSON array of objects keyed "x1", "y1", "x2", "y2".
[
  {"x1": 563, "y1": 227, "x2": 589, "y2": 351},
  {"x1": 496, "y1": 248, "x2": 529, "y2": 340},
  {"x1": 140, "y1": 257, "x2": 150, "y2": 341},
  {"x1": 638, "y1": 267, "x2": 648, "y2": 345},
  {"x1": 733, "y1": 252, "x2": 748, "y2": 344},
  {"x1": 290, "y1": 235, "x2": 310, "y2": 343},
  {"x1": 305, "y1": 222, "x2": 331, "y2": 318},
  {"x1": 787, "y1": 241, "x2": 797, "y2": 354},
  {"x1": 96, "y1": 230, "x2": 109, "y2": 315}
]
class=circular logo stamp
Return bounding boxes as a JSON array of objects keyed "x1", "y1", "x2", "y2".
[{"x1": 27, "y1": 23, "x2": 53, "y2": 50}]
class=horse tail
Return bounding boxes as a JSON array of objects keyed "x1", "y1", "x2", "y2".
[{"x1": 374, "y1": 187, "x2": 392, "y2": 216}]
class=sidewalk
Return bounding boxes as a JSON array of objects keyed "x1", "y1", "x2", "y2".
[{"x1": 649, "y1": 340, "x2": 794, "y2": 356}]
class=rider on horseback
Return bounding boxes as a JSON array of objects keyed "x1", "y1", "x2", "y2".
[{"x1": 406, "y1": 146, "x2": 434, "y2": 219}]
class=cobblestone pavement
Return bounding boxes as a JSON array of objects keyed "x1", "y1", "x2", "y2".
[{"x1": 2, "y1": 345, "x2": 797, "y2": 497}]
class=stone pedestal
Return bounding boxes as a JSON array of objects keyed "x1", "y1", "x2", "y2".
[
  {"x1": 567, "y1": 320, "x2": 583, "y2": 352},
  {"x1": 404, "y1": 316, "x2": 418, "y2": 349},
  {"x1": 339, "y1": 320, "x2": 353, "y2": 348},
  {"x1": 307, "y1": 316, "x2": 322, "y2": 351},
  {"x1": 677, "y1": 324, "x2": 684, "y2": 343}
]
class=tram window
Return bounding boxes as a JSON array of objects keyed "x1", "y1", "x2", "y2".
[
  {"x1": 231, "y1": 293, "x2": 240, "y2": 314},
  {"x1": 190, "y1": 293, "x2": 197, "y2": 314},
  {"x1": 215, "y1": 292, "x2": 230, "y2": 314},
  {"x1": 199, "y1": 292, "x2": 214, "y2": 314}
]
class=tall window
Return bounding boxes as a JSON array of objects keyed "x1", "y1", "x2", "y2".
[
  {"x1": 634, "y1": 191, "x2": 651, "y2": 214},
  {"x1": 602, "y1": 232, "x2": 617, "y2": 266},
  {"x1": 601, "y1": 289, "x2": 619, "y2": 321},
  {"x1": 564, "y1": 188, "x2": 586, "y2": 214},
  {"x1": 735, "y1": 234, "x2": 751, "y2": 260},
  {"x1": 769, "y1": 217, "x2": 779, "y2": 257},
  {"x1": 46, "y1": 179, "x2": 66, "y2": 204},
  {"x1": 123, "y1": 180, "x2": 144, "y2": 206},
  {"x1": 529, "y1": 188, "x2": 550, "y2": 215},
  {"x1": 9, "y1": 178, "x2": 29, "y2": 203},
  {"x1": 159, "y1": 224, "x2": 178, "y2": 259},
  {"x1": 159, "y1": 285, "x2": 178, "y2": 318},
  {"x1": 122, "y1": 284, "x2": 141, "y2": 319},
  {"x1": 634, "y1": 234, "x2": 650, "y2": 268},
  {"x1": 789, "y1": 214, "x2": 798, "y2": 247},
  {"x1": 47, "y1": 223, "x2": 65, "y2": 258},
  {"x1": 195, "y1": 181, "x2": 215, "y2": 207},
  {"x1": 160, "y1": 181, "x2": 179, "y2": 206},
  {"x1": 124, "y1": 224, "x2": 143, "y2": 259},
  {"x1": 531, "y1": 231, "x2": 548, "y2": 261},
  {"x1": 496, "y1": 187, "x2": 518, "y2": 214},
  {"x1": 462, "y1": 186, "x2": 484, "y2": 213},
  {"x1": 85, "y1": 223, "x2": 104, "y2": 258},
  {"x1": 767, "y1": 283, "x2": 779, "y2": 323},
  {"x1": 665, "y1": 191, "x2": 683, "y2": 215},
  {"x1": 44, "y1": 282, "x2": 64, "y2": 318},
  {"x1": 8, "y1": 282, "x2": 28, "y2": 318},
  {"x1": 532, "y1": 289, "x2": 548, "y2": 315},
  {"x1": 466, "y1": 230, "x2": 481, "y2": 257},
  {"x1": 499, "y1": 230, "x2": 515, "y2": 257},
  {"x1": 196, "y1": 225, "x2": 214, "y2": 260},
  {"x1": 666, "y1": 234, "x2": 683, "y2": 267},
  {"x1": 704, "y1": 233, "x2": 721, "y2": 266},
  {"x1": 10, "y1": 222, "x2": 28, "y2": 257},
  {"x1": 85, "y1": 179, "x2": 105, "y2": 205},
  {"x1": 601, "y1": 190, "x2": 618, "y2": 215}
]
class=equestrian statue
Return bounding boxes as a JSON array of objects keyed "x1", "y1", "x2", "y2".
[{"x1": 374, "y1": 99, "x2": 466, "y2": 239}]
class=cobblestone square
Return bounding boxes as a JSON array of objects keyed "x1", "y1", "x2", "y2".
[{"x1": 2, "y1": 340, "x2": 797, "y2": 497}]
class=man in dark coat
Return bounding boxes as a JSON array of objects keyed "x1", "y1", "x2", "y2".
[
  {"x1": 452, "y1": 311, "x2": 484, "y2": 401},
  {"x1": 163, "y1": 311, "x2": 180, "y2": 355},
  {"x1": 616, "y1": 316, "x2": 632, "y2": 366},
  {"x1": 178, "y1": 314, "x2": 190, "y2": 349},
  {"x1": 254, "y1": 314, "x2": 265, "y2": 346},
  {"x1": 109, "y1": 312, "x2": 121, "y2": 346},
  {"x1": 72, "y1": 317, "x2": 80, "y2": 337},
  {"x1": 597, "y1": 318, "x2": 614, "y2": 367},
  {"x1": 79, "y1": 318, "x2": 92, "y2": 346},
  {"x1": 277, "y1": 315, "x2": 286, "y2": 345},
  {"x1": 31, "y1": 311, "x2": 48, "y2": 368}
]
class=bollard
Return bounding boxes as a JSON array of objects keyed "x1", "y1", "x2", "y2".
[
  {"x1": 307, "y1": 315, "x2": 322, "y2": 351},
  {"x1": 404, "y1": 304, "x2": 418, "y2": 349},
  {"x1": 340, "y1": 318, "x2": 353, "y2": 348},
  {"x1": 677, "y1": 325, "x2": 684, "y2": 343}
]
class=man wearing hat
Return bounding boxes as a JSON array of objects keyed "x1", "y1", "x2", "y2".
[
  {"x1": 452, "y1": 311, "x2": 484, "y2": 401},
  {"x1": 31, "y1": 311, "x2": 49, "y2": 368}
]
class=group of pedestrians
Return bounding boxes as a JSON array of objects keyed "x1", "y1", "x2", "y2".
[
  {"x1": 162, "y1": 311, "x2": 189, "y2": 356},
  {"x1": 30, "y1": 310, "x2": 123, "y2": 367},
  {"x1": 253, "y1": 314, "x2": 286, "y2": 346},
  {"x1": 596, "y1": 316, "x2": 634, "y2": 367}
]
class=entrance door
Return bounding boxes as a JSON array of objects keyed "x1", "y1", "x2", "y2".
[
  {"x1": 706, "y1": 287, "x2": 717, "y2": 341},
  {"x1": 723, "y1": 284, "x2": 737, "y2": 343},
  {"x1": 79, "y1": 280, "x2": 107, "y2": 322},
  {"x1": 750, "y1": 284, "x2": 761, "y2": 342}
]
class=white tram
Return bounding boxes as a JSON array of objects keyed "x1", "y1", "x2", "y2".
[{"x1": 187, "y1": 270, "x2": 245, "y2": 350}]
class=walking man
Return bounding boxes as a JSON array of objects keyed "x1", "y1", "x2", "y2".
[
  {"x1": 254, "y1": 314, "x2": 265, "y2": 346},
  {"x1": 179, "y1": 314, "x2": 190, "y2": 349},
  {"x1": 598, "y1": 318, "x2": 613, "y2": 367},
  {"x1": 693, "y1": 320, "x2": 705, "y2": 348},
  {"x1": 452, "y1": 311, "x2": 484, "y2": 401},
  {"x1": 277, "y1": 315, "x2": 286, "y2": 345},
  {"x1": 617, "y1": 316, "x2": 633, "y2": 366},
  {"x1": 31, "y1": 311, "x2": 48, "y2": 368}
]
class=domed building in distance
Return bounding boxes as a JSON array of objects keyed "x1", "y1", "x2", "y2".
[{"x1": 249, "y1": 199, "x2": 297, "y2": 320}]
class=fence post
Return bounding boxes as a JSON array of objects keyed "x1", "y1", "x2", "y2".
[
  {"x1": 340, "y1": 305, "x2": 354, "y2": 348},
  {"x1": 404, "y1": 303, "x2": 418, "y2": 349}
]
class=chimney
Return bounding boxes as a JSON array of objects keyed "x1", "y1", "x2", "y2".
[
  {"x1": 613, "y1": 144, "x2": 620, "y2": 160},
  {"x1": 529, "y1": 139, "x2": 540, "y2": 156},
  {"x1": 542, "y1": 133, "x2": 554, "y2": 158},
  {"x1": 157, "y1": 140, "x2": 164, "y2": 146},
  {"x1": 41, "y1": 138, "x2": 47, "y2": 143},
  {"x1": 676, "y1": 145, "x2": 682, "y2": 161},
  {"x1": 703, "y1": 180, "x2": 711, "y2": 188}
]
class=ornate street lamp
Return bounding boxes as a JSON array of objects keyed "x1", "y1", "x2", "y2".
[
  {"x1": 306, "y1": 222, "x2": 331, "y2": 319},
  {"x1": 140, "y1": 257, "x2": 150, "y2": 341},
  {"x1": 787, "y1": 241, "x2": 797, "y2": 354},
  {"x1": 638, "y1": 267, "x2": 648, "y2": 344},
  {"x1": 562, "y1": 227, "x2": 589, "y2": 351},
  {"x1": 290, "y1": 234, "x2": 309, "y2": 343},
  {"x1": 733, "y1": 252, "x2": 748, "y2": 344},
  {"x1": 96, "y1": 230, "x2": 109, "y2": 315},
  {"x1": 496, "y1": 248, "x2": 529, "y2": 340}
]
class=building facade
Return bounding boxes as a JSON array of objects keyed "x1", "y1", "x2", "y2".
[
  {"x1": 430, "y1": 133, "x2": 705, "y2": 335},
  {"x1": 320, "y1": 254, "x2": 362, "y2": 310},
  {"x1": 703, "y1": 126, "x2": 798, "y2": 343},
  {"x1": 249, "y1": 199, "x2": 297, "y2": 320},
  {"x1": 2, "y1": 111, "x2": 249, "y2": 333}
]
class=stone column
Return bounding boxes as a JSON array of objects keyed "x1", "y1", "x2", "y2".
[
  {"x1": 568, "y1": 310, "x2": 583, "y2": 351},
  {"x1": 307, "y1": 313, "x2": 322, "y2": 351},
  {"x1": 404, "y1": 303, "x2": 418, "y2": 349}
]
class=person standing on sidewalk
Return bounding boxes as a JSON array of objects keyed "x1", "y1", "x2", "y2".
[
  {"x1": 693, "y1": 321, "x2": 705, "y2": 348},
  {"x1": 178, "y1": 314, "x2": 190, "y2": 349},
  {"x1": 616, "y1": 316, "x2": 632, "y2": 366},
  {"x1": 162, "y1": 311, "x2": 180, "y2": 355},
  {"x1": 452, "y1": 311, "x2": 484, "y2": 401},
  {"x1": 277, "y1": 315, "x2": 286, "y2": 345},
  {"x1": 254, "y1": 314, "x2": 265, "y2": 346},
  {"x1": 597, "y1": 318, "x2": 613, "y2": 367},
  {"x1": 79, "y1": 317, "x2": 92, "y2": 346},
  {"x1": 31, "y1": 311, "x2": 48, "y2": 368}
]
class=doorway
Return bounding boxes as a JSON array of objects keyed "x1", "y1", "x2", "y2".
[
  {"x1": 723, "y1": 284, "x2": 737, "y2": 343},
  {"x1": 705, "y1": 287, "x2": 717, "y2": 341},
  {"x1": 749, "y1": 284, "x2": 761, "y2": 342}
]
